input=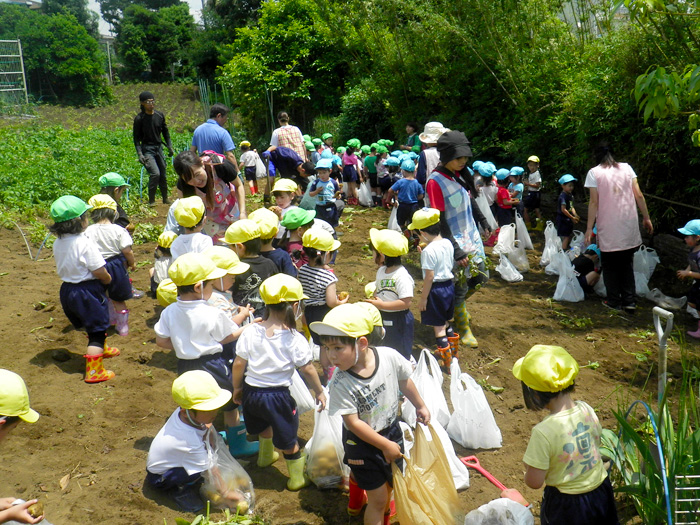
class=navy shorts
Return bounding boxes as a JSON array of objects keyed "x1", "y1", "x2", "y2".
[
  {"x1": 577, "y1": 274, "x2": 593, "y2": 295},
  {"x1": 421, "y1": 280, "x2": 455, "y2": 326},
  {"x1": 304, "y1": 304, "x2": 331, "y2": 345},
  {"x1": 496, "y1": 206, "x2": 514, "y2": 227},
  {"x1": 342, "y1": 165, "x2": 358, "y2": 183},
  {"x1": 244, "y1": 166, "x2": 257, "y2": 182},
  {"x1": 60, "y1": 280, "x2": 109, "y2": 333},
  {"x1": 687, "y1": 281, "x2": 700, "y2": 308},
  {"x1": 524, "y1": 191, "x2": 541, "y2": 210},
  {"x1": 177, "y1": 353, "x2": 237, "y2": 411},
  {"x1": 378, "y1": 175, "x2": 393, "y2": 192},
  {"x1": 396, "y1": 202, "x2": 419, "y2": 229},
  {"x1": 556, "y1": 215, "x2": 574, "y2": 238},
  {"x1": 381, "y1": 309, "x2": 414, "y2": 360},
  {"x1": 343, "y1": 421, "x2": 403, "y2": 491},
  {"x1": 315, "y1": 202, "x2": 339, "y2": 227},
  {"x1": 146, "y1": 467, "x2": 202, "y2": 492},
  {"x1": 541, "y1": 477, "x2": 619, "y2": 525},
  {"x1": 368, "y1": 173, "x2": 379, "y2": 188},
  {"x1": 105, "y1": 254, "x2": 133, "y2": 302},
  {"x1": 241, "y1": 385, "x2": 299, "y2": 450}
]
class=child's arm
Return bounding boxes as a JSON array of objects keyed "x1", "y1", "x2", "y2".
[
  {"x1": 0, "y1": 498, "x2": 43, "y2": 524},
  {"x1": 92, "y1": 266, "x2": 112, "y2": 285},
  {"x1": 309, "y1": 180, "x2": 323, "y2": 196},
  {"x1": 504, "y1": 196, "x2": 519, "y2": 205},
  {"x1": 232, "y1": 304, "x2": 254, "y2": 326},
  {"x1": 122, "y1": 246, "x2": 136, "y2": 271},
  {"x1": 365, "y1": 296, "x2": 411, "y2": 311},
  {"x1": 560, "y1": 202, "x2": 577, "y2": 221},
  {"x1": 419, "y1": 269, "x2": 434, "y2": 312},
  {"x1": 399, "y1": 378, "x2": 431, "y2": 425},
  {"x1": 677, "y1": 264, "x2": 700, "y2": 280},
  {"x1": 523, "y1": 464, "x2": 546, "y2": 489},
  {"x1": 342, "y1": 413, "x2": 402, "y2": 463},
  {"x1": 298, "y1": 361, "x2": 327, "y2": 410},
  {"x1": 232, "y1": 356, "x2": 247, "y2": 404},
  {"x1": 570, "y1": 204, "x2": 579, "y2": 222},
  {"x1": 326, "y1": 282, "x2": 348, "y2": 307},
  {"x1": 155, "y1": 336, "x2": 174, "y2": 350}
]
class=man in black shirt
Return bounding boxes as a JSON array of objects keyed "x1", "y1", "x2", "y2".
[{"x1": 133, "y1": 91, "x2": 174, "y2": 205}]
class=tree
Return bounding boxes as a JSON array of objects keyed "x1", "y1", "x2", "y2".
[
  {"x1": 42, "y1": 0, "x2": 99, "y2": 37},
  {"x1": 205, "y1": 0, "x2": 263, "y2": 30},
  {"x1": 97, "y1": 0, "x2": 181, "y2": 30}
]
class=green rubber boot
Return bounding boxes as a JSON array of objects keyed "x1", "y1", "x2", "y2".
[
  {"x1": 454, "y1": 301, "x2": 478, "y2": 348},
  {"x1": 285, "y1": 454, "x2": 310, "y2": 491},
  {"x1": 257, "y1": 436, "x2": 279, "y2": 468}
]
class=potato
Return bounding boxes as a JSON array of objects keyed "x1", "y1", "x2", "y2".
[
  {"x1": 236, "y1": 501, "x2": 249, "y2": 514},
  {"x1": 27, "y1": 501, "x2": 43, "y2": 519},
  {"x1": 337, "y1": 291, "x2": 349, "y2": 301}
]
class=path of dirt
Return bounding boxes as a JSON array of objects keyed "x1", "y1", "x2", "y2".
[{"x1": 0, "y1": 201, "x2": 691, "y2": 524}]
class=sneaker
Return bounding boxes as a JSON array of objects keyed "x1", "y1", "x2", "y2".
[
  {"x1": 622, "y1": 304, "x2": 636, "y2": 314},
  {"x1": 602, "y1": 300, "x2": 621, "y2": 311}
]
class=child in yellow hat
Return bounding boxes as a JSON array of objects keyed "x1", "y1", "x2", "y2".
[
  {"x1": 49, "y1": 195, "x2": 118, "y2": 383},
  {"x1": 310, "y1": 304, "x2": 430, "y2": 524},
  {"x1": 513, "y1": 345, "x2": 618, "y2": 524},
  {"x1": 270, "y1": 177, "x2": 300, "y2": 240},
  {"x1": 149, "y1": 230, "x2": 177, "y2": 294},
  {"x1": 249, "y1": 207, "x2": 297, "y2": 277},
  {"x1": 238, "y1": 140, "x2": 261, "y2": 195},
  {"x1": 232, "y1": 274, "x2": 326, "y2": 491},
  {"x1": 85, "y1": 194, "x2": 136, "y2": 337},
  {"x1": 170, "y1": 196, "x2": 213, "y2": 260},
  {"x1": 365, "y1": 229, "x2": 414, "y2": 361}
]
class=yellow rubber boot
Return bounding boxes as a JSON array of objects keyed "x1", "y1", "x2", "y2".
[
  {"x1": 534, "y1": 218, "x2": 545, "y2": 231},
  {"x1": 285, "y1": 454, "x2": 310, "y2": 491},
  {"x1": 257, "y1": 436, "x2": 279, "y2": 468},
  {"x1": 84, "y1": 354, "x2": 115, "y2": 383},
  {"x1": 454, "y1": 302, "x2": 478, "y2": 348}
]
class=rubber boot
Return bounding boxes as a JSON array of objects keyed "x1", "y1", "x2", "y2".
[
  {"x1": 257, "y1": 436, "x2": 279, "y2": 467},
  {"x1": 108, "y1": 300, "x2": 117, "y2": 326},
  {"x1": 115, "y1": 309, "x2": 129, "y2": 336},
  {"x1": 226, "y1": 424, "x2": 259, "y2": 458},
  {"x1": 688, "y1": 320, "x2": 700, "y2": 339},
  {"x1": 285, "y1": 454, "x2": 310, "y2": 491},
  {"x1": 534, "y1": 218, "x2": 545, "y2": 232},
  {"x1": 84, "y1": 354, "x2": 115, "y2": 383},
  {"x1": 454, "y1": 302, "x2": 478, "y2": 348},
  {"x1": 447, "y1": 334, "x2": 460, "y2": 359},
  {"x1": 434, "y1": 345, "x2": 451, "y2": 367},
  {"x1": 347, "y1": 477, "x2": 367, "y2": 516},
  {"x1": 103, "y1": 344, "x2": 120, "y2": 358}
]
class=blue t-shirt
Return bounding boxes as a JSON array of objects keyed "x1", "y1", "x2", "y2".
[
  {"x1": 192, "y1": 119, "x2": 236, "y2": 154},
  {"x1": 391, "y1": 178, "x2": 423, "y2": 204},
  {"x1": 310, "y1": 178, "x2": 340, "y2": 204},
  {"x1": 557, "y1": 191, "x2": 573, "y2": 219},
  {"x1": 508, "y1": 182, "x2": 524, "y2": 200}
]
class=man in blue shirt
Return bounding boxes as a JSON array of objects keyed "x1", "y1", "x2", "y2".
[{"x1": 191, "y1": 104, "x2": 239, "y2": 174}]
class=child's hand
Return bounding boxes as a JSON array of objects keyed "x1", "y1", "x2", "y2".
[
  {"x1": 269, "y1": 206, "x2": 283, "y2": 218},
  {"x1": 337, "y1": 294, "x2": 349, "y2": 304},
  {"x1": 232, "y1": 388, "x2": 243, "y2": 405},
  {"x1": 381, "y1": 440, "x2": 402, "y2": 463},
  {"x1": 364, "y1": 298, "x2": 381, "y2": 307},
  {"x1": 419, "y1": 298, "x2": 427, "y2": 311},
  {"x1": 415, "y1": 406, "x2": 431, "y2": 425},
  {"x1": 315, "y1": 390, "x2": 327, "y2": 411},
  {"x1": 677, "y1": 269, "x2": 690, "y2": 279},
  {"x1": 1, "y1": 499, "x2": 43, "y2": 524}
]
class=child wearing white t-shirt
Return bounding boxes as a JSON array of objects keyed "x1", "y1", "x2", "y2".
[
  {"x1": 170, "y1": 196, "x2": 213, "y2": 260},
  {"x1": 238, "y1": 141, "x2": 261, "y2": 195}
]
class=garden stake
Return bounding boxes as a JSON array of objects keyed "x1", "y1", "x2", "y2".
[{"x1": 652, "y1": 306, "x2": 673, "y2": 404}]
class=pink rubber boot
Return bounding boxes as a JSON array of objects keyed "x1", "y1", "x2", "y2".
[{"x1": 688, "y1": 320, "x2": 700, "y2": 339}]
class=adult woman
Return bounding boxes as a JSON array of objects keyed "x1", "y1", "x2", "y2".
[
  {"x1": 270, "y1": 111, "x2": 306, "y2": 161},
  {"x1": 173, "y1": 151, "x2": 247, "y2": 243},
  {"x1": 425, "y1": 130, "x2": 491, "y2": 348},
  {"x1": 584, "y1": 143, "x2": 653, "y2": 312}
]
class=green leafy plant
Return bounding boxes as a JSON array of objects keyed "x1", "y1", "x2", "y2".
[
  {"x1": 165, "y1": 504, "x2": 267, "y2": 525},
  {"x1": 132, "y1": 222, "x2": 163, "y2": 245}
]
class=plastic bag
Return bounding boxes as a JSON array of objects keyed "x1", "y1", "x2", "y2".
[
  {"x1": 402, "y1": 349, "x2": 450, "y2": 428},
  {"x1": 645, "y1": 288, "x2": 687, "y2": 310},
  {"x1": 634, "y1": 271, "x2": 651, "y2": 297},
  {"x1": 299, "y1": 177, "x2": 317, "y2": 211},
  {"x1": 509, "y1": 240, "x2": 529, "y2": 273},
  {"x1": 540, "y1": 221, "x2": 561, "y2": 266},
  {"x1": 593, "y1": 271, "x2": 607, "y2": 297},
  {"x1": 571, "y1": 230, "x2": 585, "y2": 253},
  {"x1": 633, "y1": 245, "x2": 660, "y2": 282},
  {"x1": 255, "y1": 154, "x2": 267, "y2": 179},
  {"x1": 392, "y1": 424, "x2": 463, "y2": 525},
  {"x1": 289, "y1": 370, "x2": 315, "y2": 415},
  {"x1": 388, "y1": 206, "x2": 401, "y2": 232},
  {"x1": 552, "y1": 250, "x2": 584, "y2": 302},
  {"x1": 446, "y1": 359, "x2": 502, "y2": 449},
  {"x1": 201, "y1": 428, "x2": 255, "y2": 513},
  {"x1": 464, "y1": 498, "x2": 534, "y2": 525},
  {"x1": 306, "y1": 408, "x2": 350, "y2": 489},
  {"x1": 514, "y1": 212, "x2": 533, "y2": 250},
  {"x1": 493, "y1": 224, "x2": 516, "y2": 256},
  {"x1": 358, "y1": 180, "x2": 373, "y2": 207},
  {"x1": 476, "y1": 192, "x2": 498, "y2": 231},
  {"x1": 495, "y1": 254, "x2": 523, "y2": 283}
]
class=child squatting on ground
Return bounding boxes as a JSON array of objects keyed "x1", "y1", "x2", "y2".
[
  {"x1": 513, "y1": 345, "x2": 619, "y2": 525},
  {"x1": 311, "y1": 303, "x2": 431, "y2": 525},
  {"x1": 677, "y1": 219, "x2": 700, "y2": 338},
  {"x1": 49, "y1": 195, "x2": 120, "y2": 383}
]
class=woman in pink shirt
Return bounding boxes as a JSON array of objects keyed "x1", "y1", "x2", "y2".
[{"x1": 584, "y1": 143, "x2": 653, "y2": 313}]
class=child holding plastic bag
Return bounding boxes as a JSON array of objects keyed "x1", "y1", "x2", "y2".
[
  {"x1": 232, "y1": 274, "x2": 326, "y2": 491},
  {"x1": 513, "y1": 345, "x2": 619, "y2": 525},
  {"x1": 310, "y1": 303, "x2": 430, "y2": 525},
  {"x1": 676, "y1": 219, "x2": 700, "y2": 338}
]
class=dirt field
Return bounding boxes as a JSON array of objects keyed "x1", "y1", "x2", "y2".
[{"x1": 0, "y1": 200, "x2": 692, "y2": 524}]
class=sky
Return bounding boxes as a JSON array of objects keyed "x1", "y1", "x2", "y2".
[{"x1": 87, "y1": 0, "x2": 204, "y2": 36}]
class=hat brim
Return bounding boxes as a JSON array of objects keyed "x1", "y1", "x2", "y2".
[
  {"x1": 226, "y1": 262, "x2": 250, "y2": 275},
  {"x1": 678, "y1": 227, "x2": 699, "y2": 235},
  {"x1": 512, "y1": 357, "x2": 525, "y2": 382},
  {"x1": 205, "y1": 267, "x2": 228, "y2": 281},
  {"x1": 19, "y1": 408, "x2": 40, "y2": 423},
  {"x1": 330, "y1": 239, "x2": 341, "y2": 251},
  {"x1": 309, "y1": 321, "x2": 353, "y2": 338},
  {"x1": 191, "y1": 389, "x2": 232, "y2": 411}
]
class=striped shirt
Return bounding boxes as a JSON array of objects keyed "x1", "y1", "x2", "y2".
[{"x1": 298, "y1": 264, "x2": 337, "y2": 306}]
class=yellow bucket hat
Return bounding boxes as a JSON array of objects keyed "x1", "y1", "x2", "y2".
[
  {"x1": 240, "y1": 140, "x2": 251, "y2": 148},
  {"x1": 527, "y1": 155, "x2": 540, "y2": 163},
  {"x1": 156, "y1": 278, "x2": 178, "y2": 306},
  {"x1": 259, "y1": 274, "x2": 308, "y2": 305},
  {"x1": 158, "y1": 231, "x2": 178, "y2": 249},
  {"x1": 310, "y1": 303, "x2": 374, "y2": 338},
  {"x1": 512, "y1": 345, "x2": 579, "y2": 393},
  {"x1": 302, "y1": 228, "x2": 341, "y2": 252},
  {"x1": 408, "y1": 207, "x2": 440, "y2": 230},
  {"x1": 203, "y1": 246, "x2": 250, "y2": 275},
  {"x1": 0, "y1": 369, "x2": 39, "y2": 423},
  {"x1": 224, "y1": 219, "x2": 261, "y2": 244},
  {"x1": 364, "y1": 282, "x2": 377, "y2": 299},
  {"x1": 88, "y1": 194, "x2": 117, "y2": 211},
  {"x1": 249, "y1": 207, "x2": 280, "y2": 238},
  {"x1": 369, "y1": 228, "x2": 409, "y2": 257},
  {"x1": 168, "y1": 253, "x2": 227, "y2": 286},
  {"x1": 356, "y1": 302, "x2": 383, "y2": 328},
  {"x1": 272, "y1": 178, "x2": 298, "y2": 193},
  {"x1": 174, "y1": 196, "x2": 206, "y2": 228},
  {"x1": 172, "y1": 370, "x2": 232, "y2": 411}
]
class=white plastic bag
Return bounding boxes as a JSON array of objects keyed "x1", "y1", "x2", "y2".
[
  {"x1": 645, "y1": 288, "x2": 687, "y2": 310},
  {"x1": 201, "y1": 428, "x2": 255, "y2": 513},
  {"x1": 289, "y1": 370, "x2": 315, "y2": 415},
  {"x1": 509, "y1": 240, "x2": 529, "y2": 273},
  {"x1": 299, "y1": 177, "x2": 317, "y2": 211},
  {"x1": 476, "y1": 192, "x2": 498, "y2": 231},
  {"x1": 540, "y1": 221, "x2": 561, "y2": 266},
  {"x1": 402, "y1": 349, "x2": 450, "y2": 428},
  {"x1": 464, "y1": 498, "x2": 534, "y2": 525},
  {"x1": 493, "y1": 223, "x2": 516, "y2": 256},
  {"x1": 358, "y1": 180, "x2": 373, "y2": 207},
  {"x1": 552, "y1": 250, "x2": 584, "y2": 302},
  {"x1": 255, "y1": 153, "x2": 267, "y2": 179},
  {"x1": 447, "y1": 359, "x2": 502, "y2": 449},
  {"x1": 634, "y1": 271, "x2": 651, "y2": 297},
  {"x1": 514, "y1": 212, "x2": 533, "y2": 250},
  {"x1": 400, "y1": 420, "x2": 470, "y2": 491},
  {"x1": 496, "y1": 254, "x2": 523, "y2": 283},
  {"x1": 571, "y1": 230, "x2": 585, "y2": 253},
  {"x1": 306, "y1": 408, "x2": 350, "y2": 489},
  {"x1": 388, "y1": 206, "x2": 401, "y2": 232},
  {"x1": 593, "y1": 271, "x2": 607, "y2": 297},
  {"x1": 633, "y1": 245, "x2": 660, "y2": 282}
]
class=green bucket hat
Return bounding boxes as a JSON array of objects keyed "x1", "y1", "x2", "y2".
[
  {"x1": 50, "y1": 195, "x2": 91, "y2": 223},
  {"x1": 99, "y1": 172, "x2": 130, "y2": 188},
  {"x1": 280, "y1": 208, "x2": 316, "y2": 230}
]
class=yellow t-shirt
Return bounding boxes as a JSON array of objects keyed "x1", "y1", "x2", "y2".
[{"x1": 523, "y1": 400, "x2": 608, "y2": 494}]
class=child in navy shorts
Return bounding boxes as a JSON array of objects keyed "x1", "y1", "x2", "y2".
[
  {"x1": 232, "y1": 274, "x2": 326, "y2": 491},
  {"x1": 408, "y1": 208, "x2": 458, "y2": 366},
  {"x1": 50, "y1": 195, "x2": 118, "y2": 383},
  {"x1": 387, "y1": 159, "x2": 424, "y2": 232},
  {"x1": 311, "y1": 303, "x2": 430, "y2": 525},
  {"x1": 556, "y1": 174, "x2": 580, "y2": 250}
]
